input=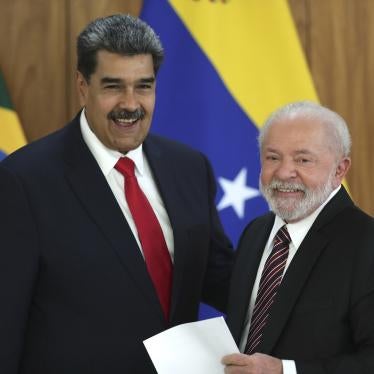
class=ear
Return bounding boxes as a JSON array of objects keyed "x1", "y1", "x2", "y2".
[
  {"x1": 76, "y1": 71, "x2": 89, "y2": 107},
  {"x1": 333, "y1": 157, "x2": 351, "y2": 187}
]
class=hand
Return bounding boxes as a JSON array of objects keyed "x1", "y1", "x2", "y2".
[{"x1": 222, "y1": 353, "x2": 283, "y2": 374}]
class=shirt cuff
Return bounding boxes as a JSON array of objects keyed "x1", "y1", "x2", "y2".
[{"x1": 282, "y1": 359, "x2": 297, "y2": 374}]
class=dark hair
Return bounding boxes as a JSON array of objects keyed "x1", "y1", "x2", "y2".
[{"x1": 77, "y1": 14, "x2": 164, "y2": 81}]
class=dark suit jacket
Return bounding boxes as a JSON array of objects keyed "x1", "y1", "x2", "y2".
[
  {"x1": 0, "y1": 113, "x2": 233, "y2": 374},
  {"x1": 226, "y1": 187, "x2": 374, "y2": 374}
]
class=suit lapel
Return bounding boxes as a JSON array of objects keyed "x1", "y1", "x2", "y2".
[
  {"x1": 143, "y1": 136, "x2": 189, "y2": 322},
  {"x1": 258, "y1": 229, "x2": 328, "y2": 353},
  {"x1": 62, "y1": 120, "x2": 163, "y2": 319},
  {"x1": 258, "y1": 187, "x2": 354, "y2": 353},
  {"x1": 228, "y1": 214, "x2": 275, "y2": 343}
]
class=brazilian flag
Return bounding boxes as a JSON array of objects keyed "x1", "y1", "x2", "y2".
[{"x1": 0, "y1": 70, "x2": 26, "y2": 160}]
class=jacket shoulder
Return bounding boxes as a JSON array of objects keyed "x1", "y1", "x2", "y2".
[
  {"x1": 1, "y1": 118, "x2": 79, "y2": 175},
  {"x1": 146, "y1": 133, "x2": 205, "y2": 159},
  {"x1": 240, "y1": 212, "x2": 275, "y2": 238}
]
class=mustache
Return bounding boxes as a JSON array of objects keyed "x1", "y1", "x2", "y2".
[{"x1": 107, "y1": 108, "x2": 145, "y2": 122}]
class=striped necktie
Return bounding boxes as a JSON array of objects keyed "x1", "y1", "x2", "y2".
[{"x1": 245, "y1": 225, "x2": 291, "y2": 354}]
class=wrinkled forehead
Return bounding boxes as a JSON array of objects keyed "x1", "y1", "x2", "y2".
[
  {"x1": 265, "y1": 115, "x2": 328, "y2": 144},
  {"x1": 263, "y1": 116, "x2": 343, "y2": 163}
]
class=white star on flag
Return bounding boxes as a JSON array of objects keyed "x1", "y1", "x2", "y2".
[{"x1": 217, "y1": 168, "x2": 260, "y2": 219}]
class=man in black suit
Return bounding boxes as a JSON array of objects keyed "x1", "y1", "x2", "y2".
[
  {"x1": 0, "y1": 14, "x2": 233, "y2": 373},
  {"x1": 223, "y1": 101, "x2": 374, "y2": 374}
]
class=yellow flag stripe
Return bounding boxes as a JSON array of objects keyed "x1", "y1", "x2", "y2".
[
  {"x1": 0, "y1": 107, "x2": 27, "y2": 154},
  {"x1": 168, "y1": 0, "x2": 349, "y2": 191},
  {"x1": 169, "y1": 0, "x2": 318, "y2": 127}
]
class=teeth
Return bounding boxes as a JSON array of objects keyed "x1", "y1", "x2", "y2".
[{"x1": 116, "y1": 118, "x2": 136, "y2": 124}]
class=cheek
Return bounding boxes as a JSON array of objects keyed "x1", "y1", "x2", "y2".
[
  {"x1": 143, "y1": 95, "x2": 156, "y2": 114},
  {"x1": 98, "y1": 100, "x2": 115, "y2": 117},
  {"x1": 298, "y1": 172, "x2": 326, "y2": 190},
  {"x1": 88, "y1": 94, "x2": 116, "y2": 115},
  {"x1": 260, "y1": 166, "x2": 275, "y2": 184}
]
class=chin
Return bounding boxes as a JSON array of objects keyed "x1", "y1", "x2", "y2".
[
  {"x1": 114, "y1": 140, "x2": 141, "y2": 153},
  {"x1": 270, "y1": 199, "x2": 305, "y2": 222}
]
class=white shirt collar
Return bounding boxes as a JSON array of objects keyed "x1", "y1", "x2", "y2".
[
  {"x1": 79, "y1": 109, "x2": 145, "y2": 176},
  {"x1": 270, "y1": 185, "x2": 341, "y2": 249}
]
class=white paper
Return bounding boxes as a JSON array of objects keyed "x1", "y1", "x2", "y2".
[{"x1": 143, "y1": 316, "x2": 239, "y2": 374}]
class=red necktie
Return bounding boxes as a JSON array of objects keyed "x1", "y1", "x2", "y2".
[
  {"x1": 245, "y1": 225, "x2": 291, "y2": 354},
  {"x1": 115, "y1": 157, "x2": 173, "y2": 320}
]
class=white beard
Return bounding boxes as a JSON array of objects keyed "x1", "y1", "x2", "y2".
[{"x1": 260, "y1": 171, "x2": 336, "y2": 222}]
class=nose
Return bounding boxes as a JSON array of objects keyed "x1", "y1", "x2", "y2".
[
  {"x1": 119, "y1": 88, "x2": 138, "y2": 111},
  {"x1": 274, "y1": 159, "x2": 297, "y2": 180}
]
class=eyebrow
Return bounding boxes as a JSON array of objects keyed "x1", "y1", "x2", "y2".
[
  {"x1": 138, "y1": 77, "x2": 156, "y2": 84},
  {"x1": 264, "y1": 147, "x2": 316, "y2": 156},
  {"x1": 100, "y1": 77, "x2": 122, "y2": 85},
  {"x1": 264, "y1": 147, "x2": 280, "y2": 153},
  {"x1": 100, "y1": 76, "x2": 155, "y2": 85},
  {"x1": 294, "y1": 149, "x2": 315, "y2": 155}
]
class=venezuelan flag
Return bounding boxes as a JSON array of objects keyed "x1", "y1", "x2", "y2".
[
  {"x1": 141, "y1": 0, "x2": 318, "y2": 317},
  {"x1": 141, "y1": 0, "x2": 318, "y2": 240},
  {"x1": 0, "y1": 70, "x2": 26, "y2": 160}
]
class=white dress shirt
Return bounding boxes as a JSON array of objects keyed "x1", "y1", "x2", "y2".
[
  {"x1": 79, "y1": 110, "x2": 174, "y2": 261},
  {"x1": 239, "y1": 186, "x2": 341, "y2": 374}
]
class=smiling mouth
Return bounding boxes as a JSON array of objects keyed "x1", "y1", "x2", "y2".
[
  {"x1": 113, "y1": 118, "x2": 139, "y2": 126},
  {"x1": 273, "y1": 188, "x2": 305, "y2": 200},
  {"x1": 276, "y1": 187, "x2": 303, "y2": 193},
  {"x1": 108, "y1": 108, "x2": 145, "y2": 127}
]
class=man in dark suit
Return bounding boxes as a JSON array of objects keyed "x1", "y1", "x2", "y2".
[
  {"x1": 0, "y1": 14, "x2": 233, "y2": 373},
  {"x1": 223, "y1": 101, "x2": 374, "y2": 374}
]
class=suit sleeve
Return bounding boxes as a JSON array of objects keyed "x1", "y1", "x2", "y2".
[
  {"x1": 296, "y1": 290, "x2": 374, "y2": 374},
  {"x1": 200, "y1": 155, "x2": 234, "y2": 312},
  {"x1": 296, "y1": 216, "x2": 374, "y2": 374},
  {"x1": 0, "y1": 165, "x2": 39, "y2": 373}
]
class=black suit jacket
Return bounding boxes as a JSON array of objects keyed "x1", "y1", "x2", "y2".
[
  {"x1": 226, "y1": 187, "x2": 374, "y2": 374},
  {"x1": 0, "y1": 113, "x2": 233, "y2": 374}
]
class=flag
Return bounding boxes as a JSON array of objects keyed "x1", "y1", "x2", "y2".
[
  {"x1": 141, "y1": 0, "x2": 318, "y2": 318},
  {"x1": 0, "y1": 70, "x2": 26, "y2": 161}
]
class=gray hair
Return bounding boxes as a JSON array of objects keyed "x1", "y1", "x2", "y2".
[
  {"x1": 77, "y1": 14, "x2": 164, "y2": 82},
  {"x1": 258, "y1": 101, "x2": 351, "y2": 159}
]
